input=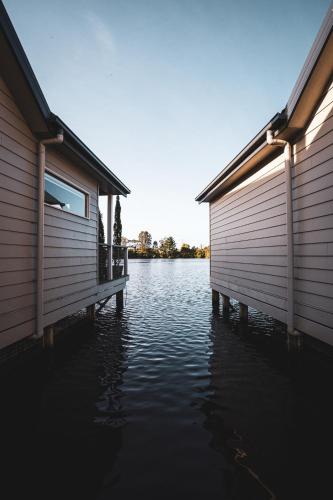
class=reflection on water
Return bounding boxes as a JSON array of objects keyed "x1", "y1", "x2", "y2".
[{"x1": 1, "y1": 259, "x2": 333, "y2": 499}]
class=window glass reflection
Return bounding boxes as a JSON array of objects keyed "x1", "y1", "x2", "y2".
[{"x1": 45, "y1": 172, "x2": 86, "y2": 217}]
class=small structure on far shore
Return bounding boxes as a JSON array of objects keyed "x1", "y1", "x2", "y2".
[
  {"x1": 0, "y1": 2, "x2": 130, "y2": 357},
  {"x1": 196, "y1": 4, "x2": 333, "y2": 347}
]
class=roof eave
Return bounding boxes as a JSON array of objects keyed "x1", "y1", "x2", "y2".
[
  {"x1": 51, "y1": 115, "x2": 131, "y2": 196},
  {"x1": 196, "y1": 2, "x2": 333, "y2": 204},
  {"x1": 0, "y1": 2, "x2": 50, "y2": 133},
  {"x1": 0, "y1": 1, "x2": 130, "y2": 197},
  {"x1": 287, "y1": 4, "x2": 333, "y2": 124},
  {"x1": 195, "y1": 112, "x2": 285, "y2": 203}
]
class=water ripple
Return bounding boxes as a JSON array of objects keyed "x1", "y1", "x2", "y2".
[{"x1": 2, "y1": 259, "x2": 333, "y2": 500}]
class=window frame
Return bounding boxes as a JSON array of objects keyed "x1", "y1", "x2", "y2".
[{"x1": 44, "y1": 169, "x2": 90, "y2": 219}]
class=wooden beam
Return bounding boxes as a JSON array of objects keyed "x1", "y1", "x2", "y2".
[
  {"x1": 222, "y1": 294, "x2": 230, "y2": 311},
  {"x1": 86, "y1": 304, "x2": 96, "y2": 320},
  {"x1": 96, "y1": 296, "x2": 112, "y2": 312},
  {"x1": 287, "y1": 333, "x2": 303, "y2": 352},
  {"x1": 116, "y1": 290, "x2": 124, "y2": 310},
  {"x1": 212, "y1": 289, "x2": 220, "y2": 310},
  {"x1": 239, "y1": 302, "x2": 248, "y2": 323},
  {"x1": 43, "y1": 325, "x2": 54, "y2": 348}
]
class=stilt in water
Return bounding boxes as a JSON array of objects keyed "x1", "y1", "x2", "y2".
[
  {"x1": 212, "y1": 289, "x2": 220, "y2": 311},
  {"x1": 116, "y1": 290, "x2": 124, "y2": 310},
  {"x1": 222, "y1": 294, "x2": 230, "y2": 313},
  {"x1": 239, "y1": 303, "x2": 248, "y2": 323},
  {"x1": 43, "y1": 325, "x2": 54, "y2": 349},
  {"x1": 287, "y1": 332, "x2": 303, "y2": 352},
  {"x1": 86, "y1": 304, "x2": 96, "y2": 320}
]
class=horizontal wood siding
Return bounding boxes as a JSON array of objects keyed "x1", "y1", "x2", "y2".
[
  {"x1": 43, "y1": 149, "x2": 99, "y2": 324},
  {"x1": 43, "y1": 277, "x2": 128, "y2": 326},
  {"x1": 0, "y1": 75, "x2": 106, "y2": 349},
  {"x1": 210, "y1": 153, "x2": 288, "y2": 322},
  {"x1": 292, "y1": 78, "x2": 333, "y2": 343},
  {"x1": 0, "y1": 76, "x2": 37, "y2": 348},
  {"x1": 210, "y1": 78, "x2": 333, "y2": 344}
]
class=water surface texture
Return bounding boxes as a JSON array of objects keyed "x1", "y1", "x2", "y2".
[{"x1": 1, "y1": 259, "x2": 333, "y2": 500}]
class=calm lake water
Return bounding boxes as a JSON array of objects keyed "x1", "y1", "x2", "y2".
[{"x1": 1, "y1": 259, "x2": 333, "y2": 500}]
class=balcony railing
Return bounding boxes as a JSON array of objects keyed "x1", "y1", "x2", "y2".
[
  {"x1": 98, "y1": 244, "x2": 128, "y2": 283},
  {"x1": 112, "y1": 245, "x2": 128, "y2": 279}
]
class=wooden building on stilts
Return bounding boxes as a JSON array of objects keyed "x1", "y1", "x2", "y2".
[
  {"x1": 0, "y1": 2, "x2": 130, "y2": 356},
  {"x1": 197, "y1": 4, "x2": 333, "y2": 347}
]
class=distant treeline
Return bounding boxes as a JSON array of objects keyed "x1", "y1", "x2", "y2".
[{"x1": 122, "y1": 232, "x2": 209, "y2": 259}]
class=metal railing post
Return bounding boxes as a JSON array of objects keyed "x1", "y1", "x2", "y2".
[
  {"x1": 124, "y1": 247, "x2": 128, "y2": 276},
  {"x1": 107, "y1": 195, "x2": 113, "y2": 280}
]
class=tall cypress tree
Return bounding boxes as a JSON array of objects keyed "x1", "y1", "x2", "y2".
[
  {"x1": 113, "y1": 195, "x2": 122, "y2": 245},
  {"x1": 98, "y1": 209, "x2": 105, "y2": 244},
  {"x1": 98, "y1": 209, "x2": 107, "y2": 282}
]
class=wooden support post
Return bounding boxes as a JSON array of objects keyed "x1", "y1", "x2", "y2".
[
  {"x1": 239, "y1": 302, "x2": 248, "y2": 323},
  {"x1": 287, "y1": 332, "x2": 303, "y2": 352},
  {"x1": 43, "y1": 325, "x2": 54, "y2": 349},
  {"x1": 222, "y1": 294, "x2": 230, "y2": 311},
  {"x1": 116, "y1": 290, "x2": 124, "y2": 310},
  {"x1": 86, "y1": 304, "x2": 96, "y2": 320},
  {"x1": 212, "y1": 289, "x2": 220, "y2": 310}
]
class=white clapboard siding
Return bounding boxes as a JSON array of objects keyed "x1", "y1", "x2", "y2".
[
  {"x1": 210, "y1": 77, "x2": 333, "y2": 344},
  {"x1": 43, "y1": 278, "x2": 127, "y2": 327},
  {"x1": 292, "y1": 80, "x2": 333, "y2": 343},
  {"x1": 0, "y1": 75, "x2": 102, "y2": 349},
  {"x1": 44, "y1": 148, "x2": 98, "y2": 315},
  {"x1": 210, "y1": 147, "x2": 287, "y2": 318},
  {"x1": 0, "y1": 76, "x2": 38, "y2": 346}
]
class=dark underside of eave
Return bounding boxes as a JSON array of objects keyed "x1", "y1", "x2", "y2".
[
  {"x1": 196, "y1": 4, "x2": 333, "y2": 204},
  {"x1": 0, "y1": 1, "x2": 130, "y2": 197},
  {"x1": 196, "y1": 113, "x2": 285, "y2": 203}
]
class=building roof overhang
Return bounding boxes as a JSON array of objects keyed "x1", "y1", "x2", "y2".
[
  {"x1": 196, "y1": 2, "x2": 333, "y2": 203},
  {"x1": 0, "y1": 1, "x2": 130, "y2": 196}
]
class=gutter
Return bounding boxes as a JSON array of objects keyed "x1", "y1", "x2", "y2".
[
  {"x1": 51, "y1": 115, "x2": 131, "y2": 196},
  {"x1": 287, "y1": 2, "x2": 333, "y2": 123},
  {"x1": 196, "y1": 112, "x2": 285, "y2": 203},
  {"x1": 0, "y1": 2, "x2": 50, "y2": 120},
  {"x1": 0, "y1": 1, "x2": 131, "y2": 197},
  {"x1": 266, "y1": 130, "x2": 299, "y2": 339},
  {"x1": 196, "y1": 4, "x2": 333, "y2": 205},
  {"x1": 34, "y1": 131, "x2": 64, "y2": 339}
]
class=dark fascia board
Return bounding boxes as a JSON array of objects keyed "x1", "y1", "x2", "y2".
[
  {"x1": 0, "y1": 0, "x2": 130, "y2": 196},
  {"x1": 287, "y1": 2, "x2": 333, "y2": 124},
  {"x1": 195, "y1": 112, "x2": 285, "y2": 203},
  {"x1": 196, "y1": 1, "x2": 333, "y2": 204},
  {"x1": 51, "y1": 115, "x2": 131, "y2": 196},
  {"x1": 198, "y1": 138, "x2": 283, "y2": 204},
  {"x1": 0, "y1": 1, "x2": 50, "y2": 132}
]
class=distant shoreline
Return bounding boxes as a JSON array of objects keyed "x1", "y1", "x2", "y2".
[{"x1": 128, "y1": 256, "x2": 209, "y2": 260}]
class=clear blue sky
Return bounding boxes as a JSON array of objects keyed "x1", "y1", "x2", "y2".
[{"x1": 4, "y1": 0, "x2": 331, "y2": 246}]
